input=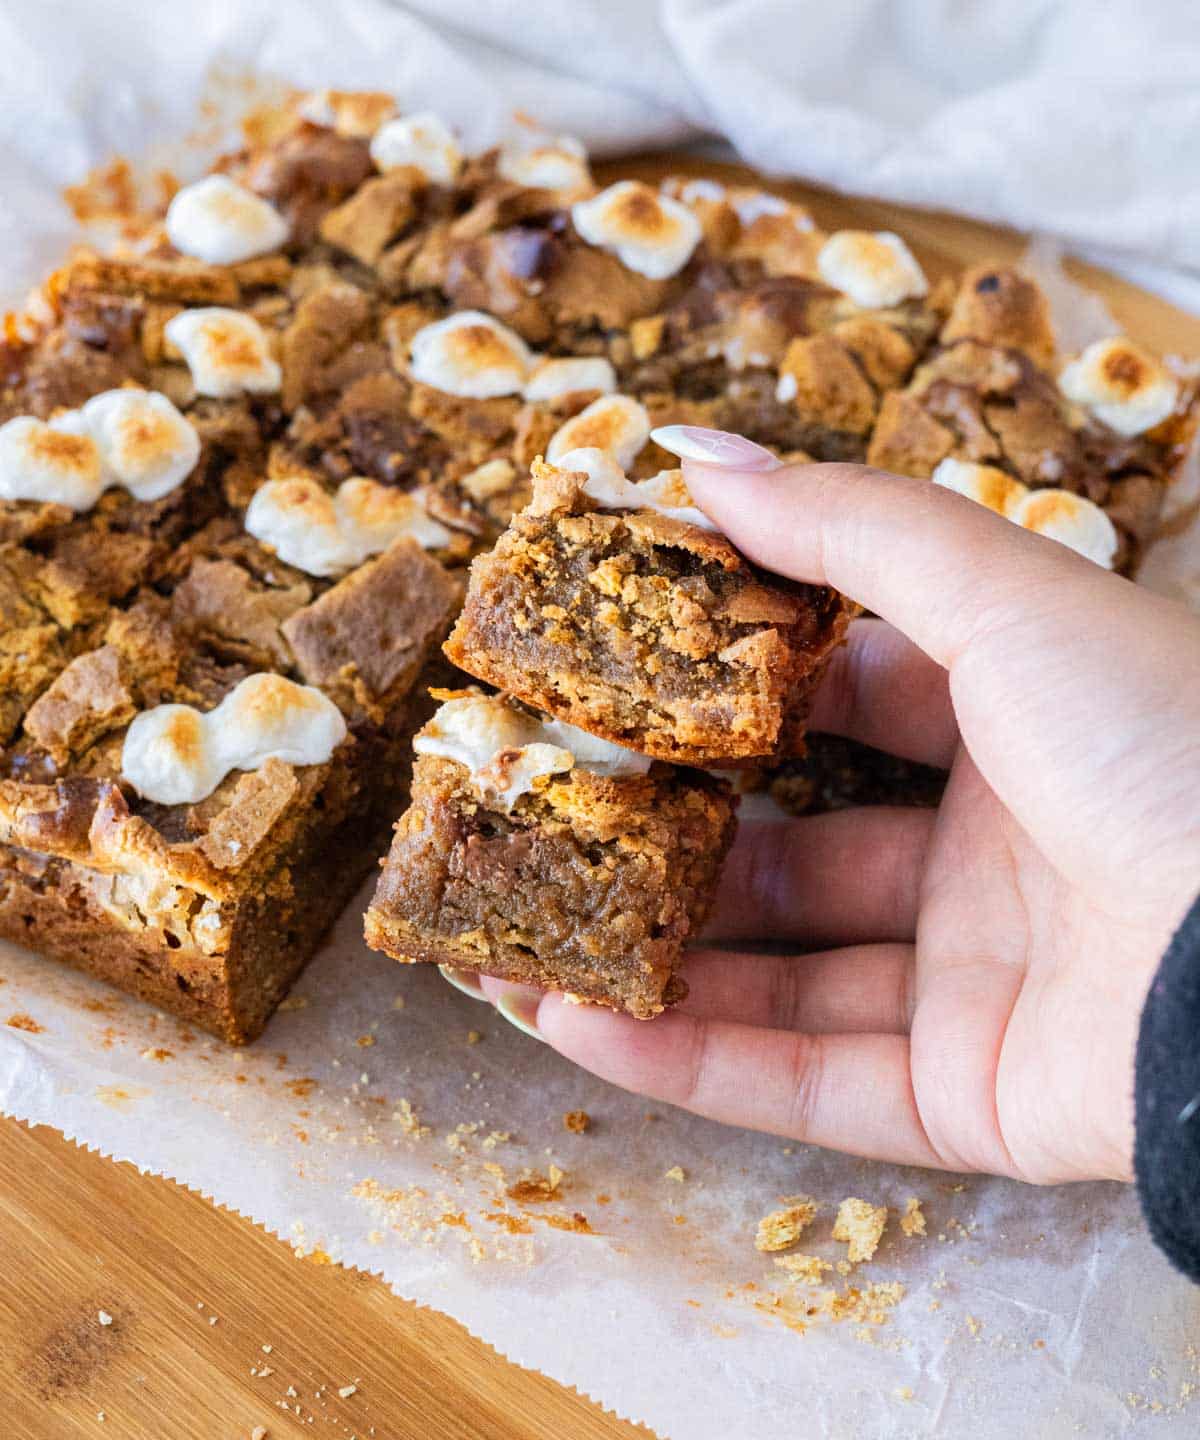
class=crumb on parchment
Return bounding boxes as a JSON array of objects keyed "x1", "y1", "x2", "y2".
[
  {"x1": 563, "y1": 1109, "x2": 591, "y2": 1133},
  {"x1": 773, "y1": 1253, "x2": 831, "y2": 1284},
  {"x1": 833, "y1": 1197, "x2": 888, "y2": 1263},
  {"x1": 664, "y1": 1165, "x2": 686, "y2": 1183},
  {"x1": 755, "y1": 1196, "x2": 817, "y2": 1253},
  {"x1": 900, "y1": 1197, "x2": 927, "y2": 1237}
]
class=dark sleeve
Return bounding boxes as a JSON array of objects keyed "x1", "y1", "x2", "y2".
[{"x1": 1135, "y1": 892, "x2": 1200, "y2": 1281}]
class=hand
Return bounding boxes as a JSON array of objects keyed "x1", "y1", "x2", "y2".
[{"x1": 479, "y1": 446, "x2": 1200, "y2": 1184}]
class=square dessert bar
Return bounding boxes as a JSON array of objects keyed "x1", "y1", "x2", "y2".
[
  {"x1": 445, "y1": 454, "x2": 853, "y2": 765},
  {"x1": 0, "y1": 565, "x2": 457, "y2": 1041},
  {"x1": 365, "y1": 691, "x2": 737, "y2": 1017}
]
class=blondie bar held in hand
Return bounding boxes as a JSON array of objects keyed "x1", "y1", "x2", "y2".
[
  {"x1": 364, "y1": 690, "x2": 737, "y2": 1017},
  {"x1": 444, "y1": 449, "x2": 853, "y2": 764}
]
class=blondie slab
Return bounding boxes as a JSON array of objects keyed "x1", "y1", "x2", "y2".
[
  {"x1": 364, "y1": 691, "x2": 737, "y2": 1016},
  {"x1": 445, "y1": 453, "x2": 852, "y2": 765}
]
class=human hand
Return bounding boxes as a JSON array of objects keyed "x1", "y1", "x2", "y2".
[{"x1": 474, "y1": 439, "x2": 1200, "y2": 1184}]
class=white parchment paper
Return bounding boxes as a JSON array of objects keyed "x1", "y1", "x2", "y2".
[{"x1": 2, "y1": 34, "x2": 1200, "y2": 1440}]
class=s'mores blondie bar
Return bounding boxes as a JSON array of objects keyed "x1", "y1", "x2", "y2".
[{"x1": 365, "y1": 690, "x2": 737, "y2": 1017}]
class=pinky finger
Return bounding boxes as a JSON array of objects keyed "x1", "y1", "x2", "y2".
[{"x1": 536, "y1": 998, "x2": 944, "y2": 1168}]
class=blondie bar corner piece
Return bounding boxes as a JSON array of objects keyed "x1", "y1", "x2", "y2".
[
  {"x1": 364, "y1": 689, "x2": 738, "y2": 1018},
  {"x1": 444, "y1": 445, "x2": 856, "y2": 766}
]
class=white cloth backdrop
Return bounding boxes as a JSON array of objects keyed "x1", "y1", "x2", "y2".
[{"x1": 0, "y1": 0, "x2": 1198, "y2": 307}]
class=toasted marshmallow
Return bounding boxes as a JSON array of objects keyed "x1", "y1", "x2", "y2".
[
  {"x1": 522, "y1": 356, "x2": 617, "y2": 403},
  {"x1": 297, "y1": 89, "x2": 397, "y2": 137},
  {"x1": 369, "y1": 112, "x2": 463, "y2": 185},
  {"x1": 555, "y1": 447, "x2": 719, "y2": 533},
  {"x1": 1058, "y1": 337, "x2": 1180, "y2": 437},
  {"x1": 0, "y1": 413, "x2": 103, "y2": 510},
  {"x1": 0, "y1": 389, "x2": 199, "y2": 511},
  {"x1": 1010, "y1": 489, "x2": 1119, "y2": 568},
  {"x1": 571, "y1": 181, "x2": 702, "y2": 280},
  {"x1": 165, "y1": 175, "x2": 289, "y2": 266},
  {"x1": 932, "y1": 458, "x2": 1028, "y2": 518},
  {"x1": 122, "y1": 672, "x2": 347, "y2": 806},
  {"x1": 415, "y1": 692, "x2": 649, "y2": 809},
  {"x1": 164, "y1": 307, "x2": 281, "y2": 399},
  {"x1": 498, "y1": 125, "x2": 590, "y2": 192},
  {"x1": 817, "y1": 231, "x2": 928, "y2": 309},
  {"x1": 81, "y1": 389, "x2": 200, "y2": 502},
  {"x1": 408, "y1": 310, "x2": 532, "y2": 399},
  {"x1": 545, "y1": 394, "x2": 651, "y2": 471},
  {"x1": 246, "y1": 476, "x2": 452, "y2": 578}
]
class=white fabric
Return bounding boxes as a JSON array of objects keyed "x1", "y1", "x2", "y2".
[{"x1": 0, "y1": 1, "x2": 1197, "y2": 307}]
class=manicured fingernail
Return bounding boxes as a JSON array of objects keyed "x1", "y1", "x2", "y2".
[
  {"x1": 439, "y1": 965, "x2": 487, "y2": 1001},
  {"x1": 650, "y1": 425, "x2": 781, "y2": 471},
  {"x1": 495, "y1": 991, "x2": 546, "y2": 1042}
]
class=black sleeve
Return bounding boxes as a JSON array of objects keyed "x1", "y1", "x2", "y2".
[{"x1": 1135, "y1": 892, "x2": 1200, "y2": 1281}]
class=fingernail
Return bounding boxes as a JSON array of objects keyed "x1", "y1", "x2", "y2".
[
  {"x1": 650, "y1": 425, "x2": 781, "y2": 471},
  {"x1": 439, "y1": 965, "x2": 487, "y2": 1001},
  {"x1": 495, "y1": 991, "x2": 546, "y2": 1042}
]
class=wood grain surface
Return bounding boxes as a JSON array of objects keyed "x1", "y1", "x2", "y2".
[{"x1": 1, "y1": 158, "x2": 1197, "y2": 1440}]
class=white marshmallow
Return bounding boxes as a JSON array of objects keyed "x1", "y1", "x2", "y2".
[
  {"x1": 554, "y1": 447, "x2": 719, "y2": 533},
  {"x1": 0, "y1": 390, "x2": 200, "y2": 511},
  {"x1": 817, "y1": 230, "x2": 928, "y2": 309},
  {"x1": 668, "y1": 178, "x2": 727, "y2": 206},
  {"x1": 245, "y1": 476, "x2": 453, "y2": 578},
  {"x1": 81, "y1": 389, "x2": 201, "y2": 502},
  {"x1": 415, "y1": 692, "x2": 650, "y2": 810},
  {"x1": 369, "y1": 112, "x2": 463, "y2": 185},
  {"x1": 522, "y1": 356, "x2": 616, "y2": 403},
  {"x1": 122, "y1": 672, "x2": 347, "y2": 806},
  {"x1": 730, "y1": 190, "x2": 788, "y2": 227},
  {"x1": 408, "y1": 310, "x2": 532, "y2": 399},
  {"x1": 932, "y1": 458, "x2": 1028, "y2": 518},
  {"x1": 1058, "y1": 337, "x2": 1180, "y2": 437},
  {"x1": 297, "y1": 89, "x2": 396, "y2": 137},
  {"x1": 571, "y1": 181, "x2": 702, "y2": 280},
  {"x1": 165, "y1": 175, "x2": 289, "y2": 266},
  {"x1": 1009, "y1": 488, "x2": 1119, "y2": 569},
  {"x1": 545, "y1": 394, "x2": 651, "y2": 471},
  {"x1": 498, "y1": 127, "x2": 590, "y2": 192},
  {"x1": 164, "y1": 307, "x2": 281, "y2": 399},
  {"x1": 0, "y1": 412, "x2": 103, "y2": 511}
]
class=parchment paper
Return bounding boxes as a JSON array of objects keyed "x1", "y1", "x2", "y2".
[{"x1": 2, "y1": 43, "x2": 1200, "y2": 1440}]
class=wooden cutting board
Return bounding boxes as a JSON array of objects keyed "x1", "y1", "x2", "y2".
[{"x1": 1, "y1": 157, "x2": 1197, "y2": 1440}]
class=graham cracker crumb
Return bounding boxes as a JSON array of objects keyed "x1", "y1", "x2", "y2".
[
  {"x1": 6, "y1": 1013, "x2": 44, "y2": 1034},
  {"x1": 900, "y1": 1197, "x2": 926, "y2": 1237},
  {"x1": 755, "y1": 1197, "x2": 817, "y2": 1252},
  {"x1": 563, "y1": 1109, "x2": 591, "y2": 1133},
  {"x1": 392, "y1": 995, "x2": 406, "y2": 1010},
  {"x1": 391, "y1": 1097, "x2": 430, "y2": 1137},
  {"x1": 506, "y1": 1167, "x2": 565, "y2": 1203},
  {"x1": 466, "y1": 1029, "x2": 482, "y2": 1045},
  {"x1": 664, "y1": 1165, "x2": 686, "y2": 1183},
  {"x1": 773, "y1": 1254, "x2": 831, "y2": 1284},
  {"x1": 277, "y1": 995, "x2": 309, "y2": 1011},
  {"x1": 833, "y1": 1197, "x2": 887, "y2": 1263}
]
